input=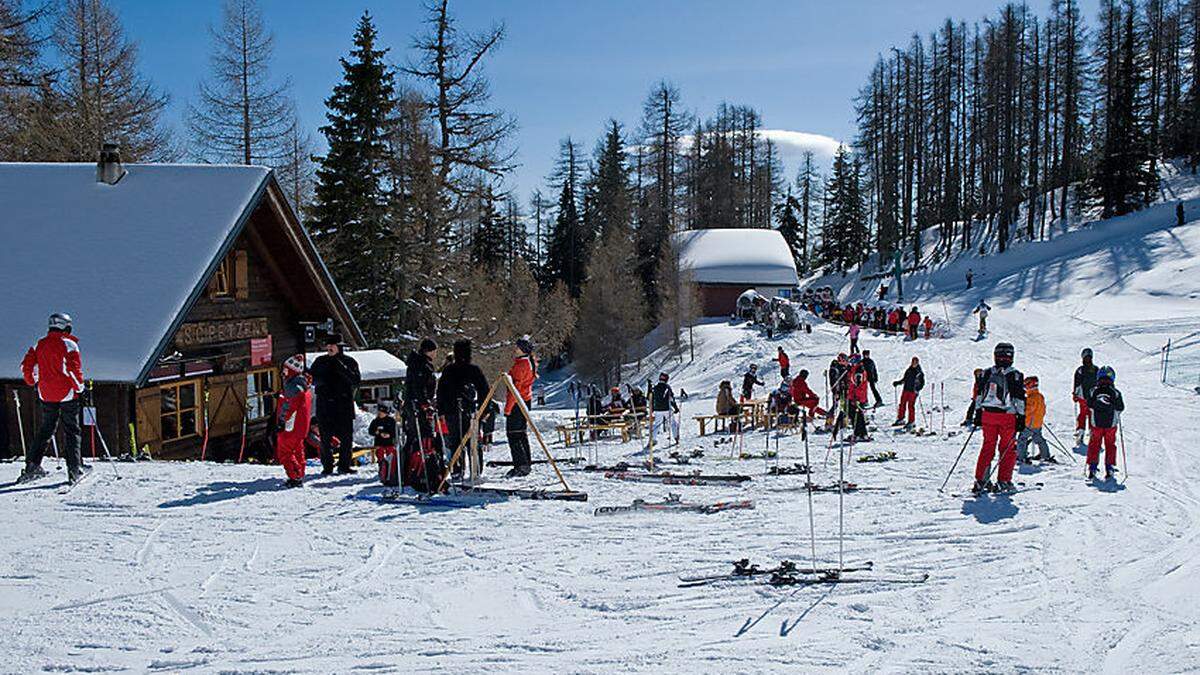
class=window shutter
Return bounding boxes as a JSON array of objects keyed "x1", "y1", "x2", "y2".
[
  {"x1": 234, "y1": 250, "x2": 249, "y2": 299},
  {"x1": 134, "y1": 387, "x2": 162, "y2": 456}
]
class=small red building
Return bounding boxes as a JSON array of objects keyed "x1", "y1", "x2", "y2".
[{"x1": 673, "y1": 228, "x2": 800, "y2": 316}]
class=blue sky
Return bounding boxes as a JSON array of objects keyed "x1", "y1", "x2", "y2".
[{"x1": 112, "y1": 0, "x2": 1095, "y2": 201}]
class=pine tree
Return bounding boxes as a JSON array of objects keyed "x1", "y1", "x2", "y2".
[
  {"x1": 309, "y1": 12, "x2": 399, "y2": 345},
  {"x1": 636, "y1": 81, "x2": 691, "y2": 318},
  {"x1": 822, "y1": 145, "x2": 868, "y2": 272},
  {"x1": 775, "y1": 190, "x2": 804, "y2": 271},
  {"x1": 574, "y1": 230, "x2": 646, "y2": 384},
  {"x1": 471, "y1": 185, "x2": 507, "y2": 270},
  {"x1": 544, "y1": 138, "x2": 589, "y2": 297},
  {"x1": 587, "y1": 120, "x2": 633, "y2": 239},
  {"x1": 48, "y1": 0, "x2": 172, "y2": 160},
  {"x1": 186, "y1": 0, "x2": 294, "y2": 166}
]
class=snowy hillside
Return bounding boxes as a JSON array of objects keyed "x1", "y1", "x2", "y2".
[{"x1": 3, "y1": 210, "x2": 1200, "y2": 672}]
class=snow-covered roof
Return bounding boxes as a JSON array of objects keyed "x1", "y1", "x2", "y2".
[
  {"x1": 0, "y1": 163, "x2": 360, "y2": 384},
  {"x1": 673, "y1": 228, "x2": 799, "y2": 286},
  {"x1": 306, "y1": 349, "x2": 406, "y2": 382}
]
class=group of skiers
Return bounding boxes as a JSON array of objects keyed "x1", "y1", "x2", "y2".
[{"x1": 806, "y1": 299, "x2": 939, "y2": 341}]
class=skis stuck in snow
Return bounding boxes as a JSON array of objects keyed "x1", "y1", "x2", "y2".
[{"x1": 678, "y1": 559, "x2": 875, "y2": 587}]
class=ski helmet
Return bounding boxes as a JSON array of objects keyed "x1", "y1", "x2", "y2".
[
  {"x1": 283, "y1": 354, "x2": 306, "y2": 375},
  {"x1": 994, "y1": 342, "x2": 1015, "y2": 366},
  {"x1": 48, "y1": 312, "x2": 72, "y2": 331},
  {"x1": 1098, "y1": 365, "x2": 1116, "y2": 382},
  {"x1": 1081, "y1": 348, "x2": 1093, "y2": 360},
  {"x1": 659, "y1": 372, "x2": 669, "y2": 382},
  {"x1": 849, "y1": 354, "x2": 862, "y2": 365}
]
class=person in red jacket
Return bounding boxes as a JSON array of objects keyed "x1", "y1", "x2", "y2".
[
  {"x1": 843, "y1": 356, "x2": 871, "y2": 441},
  {"x1": 274, "y1": 354, "x2": 312, "y2": 488},
  {"x1": 906, "y1": 307, "x2": 921, "y2": 340},
  {"x1": 789, "y1": 369, "x2": 826, "y2": 421},
  {"x1": 923, "y1": 316, "x2": 934, "y2": 339},
  {"x1": 774, "y1": 347, "x2": 790, "y2": 380},
  {"x1": 18, "y1": 313, "x2": 87, "y2": 484},
  {"x1": 504, "y1": 336, "x2": 538, "y2": 477}
]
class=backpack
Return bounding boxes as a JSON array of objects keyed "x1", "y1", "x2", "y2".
[{"x1": 978, "y1": 367, "x2": 1011, "y2": 410}]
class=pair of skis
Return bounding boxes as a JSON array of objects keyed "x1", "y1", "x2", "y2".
[
  {"x1": 602, "y1": 470, "x2": 751, "y2": 487},
  {"x1": 678, "y1": 559, "x2": 874, "y2": 587},
  {"x1": 594, "y1": 494, "x2": 753, "y2": 516}
]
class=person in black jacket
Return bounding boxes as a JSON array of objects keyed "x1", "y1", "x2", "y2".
[
  {"x1": 970, "y1": 343, "x2": 1026, "y2": 494},
  {"x1": 1073, "y1": 348, "x2": 1099, "y2": 445},
  {"x1": 892, "y1": 357, "x2": 925, "y2": 427},
  {"x1": 436, "y1": 339, "x2": 490, "y2": 478},
  {"x1": 649, "y1": 372, "x2": 680, "y2": 446},
  {"x1": 861, "y1": 349, "x2": 883, "y2": 408},
  {"x1": 1085, "y1": 366, "x2": 1125, "y2": 481},
  {"x1": 741, "y1": 364, "x2": 764, "y2": 401},
  {"x1": 368, "y1": 403, "x2": 399, "y2": 486},
  {"x1": 401, "y1": 339, "x2": 441, "y2": 490},
  {"x1": 308, "y1": 334, "x2": 361, "y2": 475}
]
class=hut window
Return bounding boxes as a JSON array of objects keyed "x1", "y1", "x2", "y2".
[
  {"x1": 209, "y1": 257, "x2": 232, "y2": 298},
  {"x1": 246, "y1": 368, "x2": 277, "y2": 421},
  {"x1": 160, "y1": 379, "x2": 200, "y2": 441}
]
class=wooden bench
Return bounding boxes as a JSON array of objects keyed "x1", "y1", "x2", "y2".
[
  {"x1": 556, "y1": 421, "x2": 631, "y2": 446},
  {"x1": 693, "y1": 414, "x2": 741, "y2": 436}
]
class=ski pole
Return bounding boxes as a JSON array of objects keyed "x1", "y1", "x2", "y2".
[
  {"x1": 92, "y1": 418, "x2": 121, "y2": 480},
  {"x1": 803, "y1": 416, "x2": 817, "y2": 575},
  {"x1": 12, "y1": 391, "x2": 27, "y2": 464},
  {"x1": 1119, "y1": 423, "x2": 1128, "y2": 482},
  {"x1": 939, "y1": 424, "x2": 978, "y2": 492},
  {"x1": 50, "y1": 435, "x2": 62, "y2": 470},
  {"x1": 1043, "y1": 424, "x2": 1078, "y2": 463}
]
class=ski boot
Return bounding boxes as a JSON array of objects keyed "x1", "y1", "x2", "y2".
[
  {"x1": 891, "y1": 419, "x2": 905, "y2": 427},
  {"x1": 284, "y1": 478, "x2": 303, "y2": 488},
  {"x1": 1075, "y1": 430, "x2": 1086, "y2": 447},
  {"x1": 1104, "y1": 465, "x2": 1117, "y2": 481},
  {"x1": 67, "y1": 465, "x2": 91, "y2": 485},
  {"x1": 971, "y1": 479, "x2": 990, "y2": 496},
  {"x1": 15, "y1": 465, "x2": 48, "y2": 484},
  {"x1": 1039, "y1": 454, "x2": 1058, "y2": 464},
  {"x1": 1087, "y1": 464, "x2": 1098, "y2": 481},
  {"x1": 995, "y1": 481, "x2": 1016, "y2": 493}
]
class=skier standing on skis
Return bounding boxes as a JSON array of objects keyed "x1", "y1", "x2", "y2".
[
  {"x1": 274, "y1": 354, "x2": 312, "y2": 488},
  {"x1": 844, "y1": 355, "x2": 871, "y2": 441},
  {"x1": 892, "y1": 356, "x2": 925, "y2": 429},
  {"x1": 650, "y1": 372, "x2": 680, "y2": 445},
  {"x1": 1086, "y1": 366, "x2": 1125, "y2": 481},
  {"x1": 403, "y1": 338, "x2": 441, "y2": 490},
  {"x1": 970, "y1": 342, "x2": 1026, "y2": 494},
  {"x1": 504, "y1": 337, "x2": 538, "y2": 477},
  {"x1": 18, "y1": 312, "x2": 87, "y2": 484},
  {"x1": 741, "y1": 364, "x2": 764, "y2": 401},
  {"x1": 1016, "y1": 376, "x2": 1053, "y2": 464},
  {"x1": 1073, "y1": 348, "x2": 1099, "y2": 445},
  {"x1": 923, "y1": 316, "x2": 934, "y2": 339},
  {"x1": 973, "y1": 301, "x2": 992, "y2": 335},
  {"x1": 773, "y1": 347, "x2": 790, "y2": 380},
  {"x1": 846, "y1": 322, "x2": 861, "y2": 354},
  {"x1": 436, "y1": 339, "x2": 490, "y2": 479},
  {"x1": 309, "y1": 333, "x2": 361, "y2": 475},
  {"x1": 861, "y1": 350, "x2": 884, "y2": 408}
]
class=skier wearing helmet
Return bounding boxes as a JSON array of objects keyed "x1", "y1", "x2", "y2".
[
  {"x1": 1073, "y1": 348, "x2": 1099, "y2": 445},
  {"x1": 1085, "y1": 366, "x2": 1125, "y2": 481},
  {"x1": 275, "y1": 354, "x2": 312, "y2": 487},
  {"x1": 1016, "y1": 376, "x2": 1053, "y2": 464},
  {"x1": 18, "y1": 312, "x2": 87, "y2": 484},
  {"x1": 970, "y1": 342, "x2": 1026, "y2": 494}
]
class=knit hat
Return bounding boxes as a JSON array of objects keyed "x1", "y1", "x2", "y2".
[
  {"x1": 516, "y1": 336, "x2": 534, "y2": 355},
  {"x1": 419, "y1": 337, "x2": 438, "y2": 354},
  {"x1": 283, "y1": 354, "x2": 306, "y2": 375}
]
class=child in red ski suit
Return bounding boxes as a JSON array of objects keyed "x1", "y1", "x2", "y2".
[{"x1": 275, "y1": 355, "x2": 312, "y2": 487}]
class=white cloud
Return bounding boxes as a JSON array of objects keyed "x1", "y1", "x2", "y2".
[{"x1": 756, "y1": 129, "x2": 842, "y2": 162}]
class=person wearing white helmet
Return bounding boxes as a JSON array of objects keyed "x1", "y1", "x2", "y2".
[
  {"x1": 275, "y1": 354, "x2": 312, "y2": 488},
  {"x1": 18, "y1": 313, "x2": 87, "y2": 484}
]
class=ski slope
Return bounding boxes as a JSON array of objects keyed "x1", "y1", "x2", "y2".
[{"x1": 2, "y1": 214, "x2": 1200, "y2": 672}]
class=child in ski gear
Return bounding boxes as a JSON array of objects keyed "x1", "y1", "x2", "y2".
[
  {"x1": 1073, "y1": 348, "x2": 1098, "y2": 444},
  {"x1": 922, "y1": 316, "x2": 934, "y2": 339},
  {"x1": 436, "y1": 339, "x2": 490, "y2": 478},
  {"x1": 309, "y1": 333, "x2": 362, "y2": 475},
  {"x1": 843, "y1": 355, "x2": 871, "y2": 440},
  {"x1": 1086, "y1": 366, "x2": 1125, "y2": 480},
  {"x1": 774, "y1": 347, "x2": 790, "y2": 379},
  {"x1": 504, "y1": 337, "x2": 537, "y2": 477},
  {"x1": 275, "y1": 355, "x2": 313, "y2": 488},
  {"x1": 846, "y1": 323, "x2": 861, "y2": 354},
  {"x1": 1016, "y1": 376, "x2": 1052, "y2": 463},
  {"x1": 861, "y1": 350, "x2": 883, "y2": 408},
  {"x1": 906, "y1": 307, "x2": 921, "y2": 340},
  {"x1": 971, "y1": 343, "x2": 1027, "y2": 494},
  {"x1": 741, "y1": 364, "x2": 764, "y2": 401},
  {"x1": 368, "y1": 403, "x2": 398, "y2": 486},
  {"x1": 789, "y1": 369, "x2": 826, "y2": 421},
  {"x1": 892, "y1": 357, "x2": 925, "y2": 427},
  {"x1": 973, "y1": 301, "x2": 991, "y2": 335},
  {"x1": 650, "y1": 372, "x2": 680, "y2": 445},
  {"x1": 19, "y1": 313, "x2": 86, "y2": 484}
]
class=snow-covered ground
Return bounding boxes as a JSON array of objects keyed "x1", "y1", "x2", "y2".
[{"x1": 3, "y1": 209, "x2": 1200, "y2": 672}]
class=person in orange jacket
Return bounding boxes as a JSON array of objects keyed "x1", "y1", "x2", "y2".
[
  {"x1": 1015, "y1": 376, "x2": 1053, "y2": 463},
  {"x1": 504, "y1": 336, "x2": 538, "y2": 477},
  {"x1": 922, "y1": 316, "x2": 934, "y2": 339}
]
